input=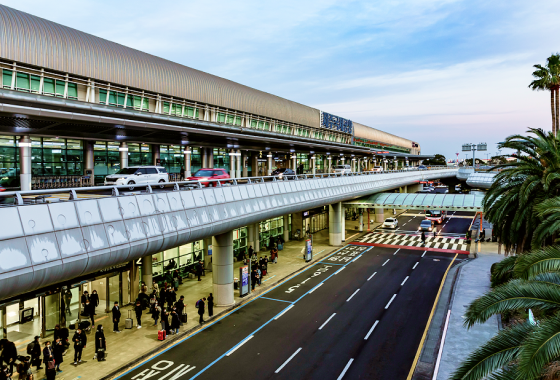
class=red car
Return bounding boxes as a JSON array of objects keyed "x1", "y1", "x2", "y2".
[{"x1": 188, "y1": 168, "x2": 230, "y2": 187}]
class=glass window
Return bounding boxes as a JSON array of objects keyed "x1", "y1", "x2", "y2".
[
  {"x1": 67, "y1": 82, "x2": 78, "y2": 99},
  {"x1": 2, "y1": 69, "x2": 12, "y2": 88},
  {"x1": 146, "y1": 167, "x2": 157, "y2": 174},
  {"x1": 16, "y1": 72, "x2": 30, "y2": 91},
  {"x1": 43, "y1": 78, "x2": 55, "y2": 95}
]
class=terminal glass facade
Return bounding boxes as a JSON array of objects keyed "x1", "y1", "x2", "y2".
[{"x1": 160, "y1": 145, "x2": 183, "y2": 174}]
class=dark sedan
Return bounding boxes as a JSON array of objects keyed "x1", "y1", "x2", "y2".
[{"x1": 271, "y1": 168, "x2": 296, "y2": 179}]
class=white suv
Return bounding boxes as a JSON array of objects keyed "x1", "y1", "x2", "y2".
[
  {"x1": 333, "y1": 164, "x2": 352, "y2": 174},
  {"x1": 104, "y1": 166, "x2": 169, "y2": 186}
]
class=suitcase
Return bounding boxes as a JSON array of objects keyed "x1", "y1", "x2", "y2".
[
  {"x1": 181, "y1": 313, "x2": 187, "y2": 323},
  {"x1": 278, "y1": 243, "x2": 283, "y2": 251},
  {"x1": 79, "y1": 320, "x2": 90, "y2": 330},
  {"x1": 125, "y1": 310, "x2": 133, "y2": 329},
  {"x1": 97, "y1": 348, "x2": 105, "y2": 361},
  {"x1": 158, "y1": 330, "x2": 166, "y2": 341}
]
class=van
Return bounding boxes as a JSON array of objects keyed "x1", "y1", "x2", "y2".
[
  {"x1": 104, "y1": 166, "x2": 169, "y2": 186},
  {"x1": 334, "y1": 164, "x2": 352, "y2": 174}
]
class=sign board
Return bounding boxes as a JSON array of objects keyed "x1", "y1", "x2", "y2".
[
  {"x1": 303, "y1": 211, "x2": 310, "y2": 218},
  {"x1": 207, "y1": 244, "x2": 212, "y2": 256},
  {"x1": 239, "y1": 265, "x2": 249, "y2": 297},
  {"x1": 305, "y1": 239, "x2": 313, "y2": 262}
]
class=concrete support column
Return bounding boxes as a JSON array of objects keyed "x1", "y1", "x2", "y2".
[
  {"x1": 329, "y1": 202, "x2": 342, "y2": 246},
  {"x1": 254, "y1": 223, "x2": 261, "y2": 252},
  {"x1": 84, "y1": 140, "x2": 94, "y2": 186},
  {"x1": 141, "y1": 255, "x2": 153, "y2": 294},
  {"x1": 328, "y1": 156, "x2": 332, "y2": 173},
  {"x1": 342, "y1": 206, "x2": 346, "y2": 242},
  {"x1": 203, "y1": 238, "x2": 212, "y2": 270},
  {"x1": 212, "y1": 231, "x2": 235, "y2": 306},
  {"x1": 202, "y1": 148, "x2": 208, "y2": 168},
  {"x1": 283, "y1": 214, "x2": 290, "y2": 242},
  {"x1": 184, "y1": 147, "x2": 191, "y2": 178},
  {"x1": 251, "y1": 153, "x2": 259, "y2": 177},
  {"x1": 247, "y1": 224, "x2": 255, "y2": 253},
  {"x1": 208, "y1": 148, "x2": 214, "y2": 168},
  {"x1": 292, "y1": 154, "x2": 297, "y2": 173},
  {"x1": 375, "y1": 208, "x2": 385, "y2": 223},
  {"x1": 152, "y1": 144, "x2": 160, "y2": 166},
  {"x1": 229, "y1": 149, "x2": 236, "y2": 178},
  {"x1": 119, "y1": 142, "x2": 128, "y2": 169},
  {"x1": 236, "y1": 149, "x2": 242, "y2": 178},
  {"x1": 18, "y1": 136, "x2": 31, "y2": 191},
  {"x1": 359, "y1": 210, "x2": 364, "y2": 232},
  {"x1": 242, "y1": 151, "x2": 248, "y2": 177},
  {"x1": 267, "y1": 153, "x2": 273, "y2": 175},
  {"x1": 312, "y1": 155, "x2": 316, "y2": 175}
]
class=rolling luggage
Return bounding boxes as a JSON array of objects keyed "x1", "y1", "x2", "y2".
[
  {"x1": 97, "y1": 348, "x2": 105, "y2": 361},
  {"x1": 158, "y1": 330, "x2": 166, "y2": 341},
  {"x1": 125, "y1": 310, "x2": 133, "y2": 329},
  {"x1": 79, "y1": 320, "x2": 90, "y2": 330},
  {"x1": 278, "y1": 243, "x2": 283, "y2": 251},
  {"x1": 181, "y1": 312, "x2": 187, "y2": 323}
]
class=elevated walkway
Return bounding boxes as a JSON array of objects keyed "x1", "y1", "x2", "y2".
[{"x1": 0, "y1": 169, "x2": 457, "y2": 302}]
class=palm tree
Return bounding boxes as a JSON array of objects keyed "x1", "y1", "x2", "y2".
[
  {"x1": 483, "y1": 129, "x2": 560, "y2": 253},
  {"x1": 529, "y1": 54, "x2": 560, "y2": 135}
]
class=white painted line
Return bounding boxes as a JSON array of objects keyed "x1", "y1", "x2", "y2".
[
  {"x1": 421, "y1": 251, "x2": 427, "y2": 257},
  {"x1": 346, "y1": 289, "x2": 360, "y2": 302},
  {"x1": 385, "y1": 294, "x2": 397, "y2": 309},
  {"x1": 367, "y1": 272, "x2": 377, "y2": 281},
  {"x1": 274, "y1": 304, "x2": 294, "y2": 320},
  {"x1": 432, "y1": 310, "x2": 452, "y2": 380},
  {"x1": 275, "y1": 347, "x2": 302, "y2": 373},
  {"x1": 226, "y1": 335, "x2": 254, "y2": 356},
  {"x1": 401, "y1": 276, "x2": 409, "y2": 286},
  {"x1": 382, "y1": 259, "x2": 390, "y2": 266},
  {"x1": 309, "y1": 282, "x2": 323, "y2": 294},
  {"x1": 319, "y1": 313, "x2": 337, "y2": 330},
  {"x1": 393, "y1": 248, "x2": 401, "y2": 255},
  {"x1": 364, "y1": 320, "x2": 379, "y2": 340},
  {"x1": 337, "y1": 358, "x2": 355, "y2": 380},
  {"x1": 352, "y1": 255, "x2": 361, "y2": 263},
  {"x1": 335, "y1": 267, "x2": 345, "y2": 275}
]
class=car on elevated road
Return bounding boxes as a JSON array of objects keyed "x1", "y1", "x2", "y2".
[
  {"x1": 188, "y1": 168, "x2": 230, "y2": 187},
  {"x1": 104, "y1": 166, "x2": 168, "y2": 186},
  {"x1": 271, "y1": 168, "x2": 296, "y2": 179}
]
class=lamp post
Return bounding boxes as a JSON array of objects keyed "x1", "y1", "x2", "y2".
[{"x1": 462, "y1": 143, "x2": 487, "y2": 167}]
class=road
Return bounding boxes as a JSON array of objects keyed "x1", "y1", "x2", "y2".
[
  {"x1": 118, "y1": 245, "x2": 461, "y2": 380},
  {"x1": 378, "y1": 209, "x2": 474, "y2": 236}
]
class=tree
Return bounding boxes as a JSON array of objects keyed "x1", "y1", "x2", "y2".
[
  {"x1": 529, "y1": 54, "x2": 560, "y2": 135},
  {"x1": 490, "y1": 155, "x2": 508, "y2": 165},
  {"x1": 422, "y1": 154, "x2": 446, "y2": 166}
]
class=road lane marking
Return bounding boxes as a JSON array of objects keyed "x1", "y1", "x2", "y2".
[
  {"x1": 261, "y1": 297, "x2": 293, "y2": 304},
  {"x1": 309, "y1": 283, "x2": 323, "y2": 294},
  {"x1": 364, "y1": 321, "x2": 379, "y2": 340},
  {"x1": 385, "y1": 294, "x2": 397, "y2": 309},
  {"x1": 393, "y1": 248, "x2": 401, "y2": 255},
  {"x1": 337, "y1": 358, "x2": 355, "y2": 380},
  {"x1": 275, "y1": 347, "x2": 302, "y2": 373},
  {"x1": 226, "y1": 335, "x2": 254, "y2": 356},
  {"x1": 274, "y1": 305, "x2": 294, "y2": 320},
  {"x1": 319, "y1": 313, "x2": 336, "y2": 330},
  {"x1": 401, "y1": 276, "x2": 409, "y2": 286},
  {"x1": 413, "y1": 262, "x2": 419, "y2": 269},
  {"x1": 262, "y1": 275, "x2": 276, "y2": 283},
  {"x1": 367, "y1": 272, "x2": 377, "y2": 281},
  {"x1": 421, "y1": 251, "x2": 426, "y2": 257},
  {"x1": 335, "y1": 267, "x2": 346, "y2": 275},
  {"x1": 382, "y1": 259, "x2": 390, "y2": 266},
  {"x1": 346, "y1": 289, "x2": 360, "y2": 302},
  {"x1": 351, "y1": 255, "x2": 361, "y2": 263}
]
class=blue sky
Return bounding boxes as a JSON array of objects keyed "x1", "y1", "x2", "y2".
[{"x1": 3, "y1": 0, "x2": 560, "y2": 159}]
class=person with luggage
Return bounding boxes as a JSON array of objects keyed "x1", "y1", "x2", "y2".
[
  {"x1": 90, "y1": 290, "x2": 99, "y2": 315},
  {"x1": 94, "y1": 325, "x2": 106, "y2": 362},
  {"x1": 170, "y1": 310, "x2": 180, "y2": 335},
  {"x1": 175, "y1": 296, "x2": 185, "y2": 325},
  {"x1": 197, "y1": 298, "x2": 206, "y2": 324},
  {"x1": 207, "y1": 293, "x2": 214, "y2": 317},
  {"x1": 84, "y1": 300, "x2": 95, "y2": 330},
  {"x1": 111, "y1": 302, "x2": 121, "y2": 333},
  {"x1": 53, "y1": 338, "x2": 63, "y2": 372},
  {"x1": 72, "y1": 329, "x2": 86, "y2": 365},
  {"x1": 167, "y1": 288, "x2": 176, "y2": 310},
  {"x1": 80, "y1": 291, "x2": 89, "y2": 308},
  {"x1": 134, "y1": 301, "x2": 143, "y2": 329},
  {"x1": 16, "y1": 356, "x2": 31, "y2": 380},
  {"x1": 161, "y1": 309, "x2": 170, "y2": 336},
  {"x1": 151, "y1": 303, "x2": 161, "y2": 326},
  {"x1": 28, "y1": 336, "x2": 42, "y2": 372},
  {"x1": 42, "y1": 341, "x2": 54, "y2": 373}
]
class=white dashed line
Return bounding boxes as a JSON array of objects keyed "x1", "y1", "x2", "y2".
[
  {"x1": 226, "y1": 335, "x2": 254, "y2": 356},
  {"x1": 274, "y1": 305, "x2": 294, "y2": 320},
  {"x1": 385, "y1": 294, "x2": 397, "y2": 309},
  {"x1": 335, "y1": 267, "x2": 345, "y2": 275},
  {"x1": 275, "y1": 347, "x2": 302, "y2": 373},
  {"x1": 421, "y1": 251, "x2": 427, "y2": 257},
  {"x1": 337, "y1": 358, "x2": 355, "y2": 380},
  {"x1": 401, "y1": 276, "x2": 409, "y2": 286},
  {"x1": 364, "y1": 320, "x2": 379, "y2": 340},
  {"x1": 319, "y1": 313, "x2": 336, "y2": 330},
  {"x1": 413, "y1": 262, "x2": 419, "y2": 269},
  {"x1": 367, "y1": 272, "x2": 377, "y2": 281},
  {"x1": 382, "y1": 259, "x2": 390, "y2": 266},
  {"x1": 346, "y1": 289, "x2": 360, "y2": 302},
  {"x1": 393, "y1": 248, "x2": 401, "y2": 255},
  {"x1": 309, "y1": 283, "x2": 323, "y2": 294}
]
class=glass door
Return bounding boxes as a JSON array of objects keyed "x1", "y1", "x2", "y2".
[
  {"x1": 108, "y1": 274, "x2": 121, "y2": 308},
  {"x1": 42, "y1": 293, "x2": 61, "y2": 338},
  {"x1": 0, "y1": 306, "x2": 6, "y2": 339}
]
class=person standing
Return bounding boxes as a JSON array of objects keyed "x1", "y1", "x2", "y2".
[
  {"x1": 153, "y1": 282, "x2": 159, "y2": 298},
  {"x1": 29, "y1": 336, "x2": 42, "y2": 372},
  {"x1": 170, "y1": 310, "x2": 180, "y2": 335},
  {"x1": 167, "y1": 288, "x2": 176, "y2": 310},
  {"x1": 0, "y1": 365, "x2": 10, "y2": 380},
  {"x1": 248, "y1": 245, "x2": 254, "y2": 258},
  {"x1": 84, "y1": 299, "x2": 95, "y2": 330},
  {"x1": 80, "y1": 291, "x2": 89, "y2": 308},
  {"x1": 16, "y1": 356, "x2": 31, "y2": 380},
  {"x1": 53, "y1": 338, "x2": 64, "y2": 372},
  {"x1": 64, "y1": 290, "x2": 73, "y2": 316},
  {"x1": 161, "y1": 309, "x2": 170, "y2": 335},
  {"x1": 196, "y1": 262, "x2": 202, "y2": 281},
  {"x1": 421, "y1": 231, "x2": 426, "y2": 245},
  {"x1": 152, "y1": 304, "x2": 161, "y2": 326},
  {"x1": 251, "y1": 269, "x2": 257, "y2": 291},
  {"x1": 207, "y1": 293, "x2": 214, "y2": 317},
  {"x1": 111, "y1": 302, "x2": 121, "y2": 333},
  {"x1": 159, "y1": 287, "x2": 167, "y2": 309},
  {"x1": 72, "y1": 329, "x2": 86, "y2": 365},
  {"x1": 42, "y1": 341, "x2": 54, "y2": 376},
  {"x1": 90, "y1": 290, "x2": 99, "y2": 315},
  {"x1": 197, "y1": 298, "x2": 206, "y2": 324},
  {"x1": 1, "y1": 340, "x2": 16, "y2": 374},
  {"x1": 175, "y1": 296, "x2": 185, "y2": 324},
  {"x1": 134, "y1": 301, "x2": 143, "y2": 329},
  {"x1": 94, "y1": 325, "x2": 106, "y2": 361}
]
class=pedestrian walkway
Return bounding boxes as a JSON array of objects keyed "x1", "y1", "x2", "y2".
[
  {"x1": 355, "y1": 232, "x2": 469, "y2": 252},
  {"x1": 6, "y1": 217, "x2": 381, "y2": 380}
]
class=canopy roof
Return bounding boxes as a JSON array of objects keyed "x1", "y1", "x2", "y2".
[{"x1": 344, "y1": 192, "x2": 484, "y2": 211}]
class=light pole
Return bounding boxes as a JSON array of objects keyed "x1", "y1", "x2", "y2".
[{"x1": 462, "y1": 143, "x2": 487, "y2": 167}]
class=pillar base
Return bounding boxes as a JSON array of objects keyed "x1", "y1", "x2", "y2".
[{"x1": 213, "y1": 283, "x2": 235, "y2": 307}]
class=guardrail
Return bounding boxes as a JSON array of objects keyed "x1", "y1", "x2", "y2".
[{"x1": 0, "y1": 166, "x2": 453, "y2": 206}]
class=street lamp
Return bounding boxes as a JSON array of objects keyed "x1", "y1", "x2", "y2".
[{"x1": 462, "y1": 143, "x2": 487, "y2": 167}]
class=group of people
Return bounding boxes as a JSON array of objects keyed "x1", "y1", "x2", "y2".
[
  {"x1": 80, "y1": 290, "x2": 100, "y2": 331},
  {"x1": 250, "y1": 256, "x2": 270, "y2": 290}
]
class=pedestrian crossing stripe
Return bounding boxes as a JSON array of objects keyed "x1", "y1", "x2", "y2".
[{"x1": 355, "y1": 232, "x2": 468, "y2": 251}]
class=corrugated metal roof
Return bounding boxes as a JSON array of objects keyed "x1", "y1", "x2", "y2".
[
  {"x1": 344, "y1": 192, "x2": 483, "y2": 211},
  {"x1": 0, "y1": 4, "x2": 320, "y2": 128},
  {"x1": 353, "y1": 122, "x2": 416, "y2": 150}
]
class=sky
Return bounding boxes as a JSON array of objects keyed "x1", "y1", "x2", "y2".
[{"x1": 2, "y1": 0, "x2": 559, "y2": 159}]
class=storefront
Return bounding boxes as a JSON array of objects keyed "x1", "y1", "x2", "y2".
[
  {"x1": 259, "y1": 215, "x2": 290, "y2": 249},
  {"x1": 149, "y1": 240, "x2": 206, "y2": 284}
]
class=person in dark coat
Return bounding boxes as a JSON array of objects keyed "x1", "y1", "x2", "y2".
[
  {"x1": 72, "y1": 329, "x2": 86, "y2": 365},
  {"x1": 80, "y1": 291, "x2": 89, "y2": 308},
  {"x1": 170, "y1": 310, "x2": 180, "y2": 335},
  {"x1": 90, "y1": 290, "x2": 99, "y2": 315},
  {"x1": 196, "y1": 262, "x2": 202, "y2": 281},
  {"x1": 152, "y1": 304, "x2": 161, "y2": 326},
  {"x1": 84, "y1": 299, "x2": 95, "y2": 330},
  {"x1": 197, "y1": 298, "x2": 206, "y2": 324},
  {"x1": 167, "y1": 289, "x2": 176, "y2": 309},
  {"x1": 0, "y1": 339, "x2": 17, "y2": 374},
  {"x1": 53, "y1": 337, "x2": 64, "y2": 372},
  {"x1": 421, "y1": 231, "x2": 426, "y2": 245},
  {"x1": 111, "y1": 301, "x2": 121, "y2": 333},
  {"x1": 42, "y1": 341, "x2": 54, "y2": 369},
  {"x1": 207, "y1": 293, "x2": 214, "y2": 317},
  {"x1": 134, "y1": 301, "x2": 143, "y2": 329},
  {"x1": 94, "y1": 325, "x2": 106, "y2": 361},
  {"x1": 251, "y1": 269, "x2": 257, "y2": 291},
  {"x1": 30, "y1": 336, "x2": 42, "y2": 371},
  {"x1": 175, "y1": 296, "x2": 185, "y2": 324},
  {"x1": 0, "y1": 365, "x2": 10, "y2": 380},
  {"x1": 159, "y1": 288, "x2": 167, "y2": 309},
  {"x1": 161, "y1": 309, "x2": 170, "y2": 335},
  {"x1": 16, "y1": 356, "x2": 31, "y2": 379}
]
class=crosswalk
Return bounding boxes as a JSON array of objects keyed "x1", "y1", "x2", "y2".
[{"x1": 355, "y1": 232, "x2": 469, "y2": 251}]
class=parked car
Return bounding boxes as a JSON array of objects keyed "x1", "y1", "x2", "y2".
[
  {"x1": 419, "y1": 219, "x2": 437, "y2": 232},
  {"x1": 104, "y1": 166, "x2": 169, "y2": 186},
  {"x1": 188, "y1": 168, "x2": 230, "y2": 187},
  {"x1": 418, "y1": 165, "x2": 427, "y2": 170},
  {"x1": 271, "y1": 168, "x2": 296, "y2": 179},
  {"x1": 333, "y1": 164, "x2": 352, "y2": 174},
  {"x1": 371, "y1": 166, "x2": 383, "y2": 172},
  {"x1": 383, "y1": 218, "x2": 398, "y2": 229}
]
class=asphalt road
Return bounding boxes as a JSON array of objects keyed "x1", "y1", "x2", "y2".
[
  {"x1": 377, "y1": 210, "x2": 474, "y2": 236},
  {"x1": 118, "y1": 245, "x2": 459, "y2": 380}
]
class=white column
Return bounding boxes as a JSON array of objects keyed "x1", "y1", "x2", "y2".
[
  {"x1": 236, "y1": 149, "x2": 242, "y2": 178},
  {"x1": 119, "y1": 142, "x2": 128, "y2": 169},
  {"x1": 247, "y1": 224, "x2": 255, "y2": 253},
  {"x1": 142, "y1": 255, "x2": 153, "y2": 294},
  {"x1": 375, "y1": 208, "x2": 385, "y2": 223},
  {"x1": 184, "y1": 147, "x2": 191, "y2": 178},
  {"x1": 328, "y1": 156, "x2": 332, "y2": 173},
  {"x1": 212, "y1": 231, "x2": 235, "y2": 306},
  {"x1": 229, "y1": 149, "x2": 236, "y2": 178},
  {"x1": 267, "y1": 153, "x2": 273, "y2": 175},
  {"x1": 292, "y1": 154, "x2": 297, "y2": 173},
  {"x1": 242, "y1": 151, "x2": 248, "y2": 177},
  {"x1": 18, "y1": 136, "x2": 31, "y2": 191},
  {"x1": 254, "y1": 223, "x2": 261, "y2": 253},
  {"x1": 152, "y1": 144, "x2": 160, "y2": 166},
  {"x1": 208, "y1": 148, "x2": 214, "y2": 168},
  {"x1": 342, "y1": 206, "x2": 346, "y2": 242},
  {"x1": 312, "y1": 155, "x2": 316, "y2": 175},
  {"x1": 329, "y1": 202, "x2": 342, "y2": 246},
  {"x1": 84, "y1": 141, "x2": 94, "y2": 186},
  {"x1": 202, "y1": 148, "x2": 208, "y2": 168},
  {"x1": 283, "y1": 214, "x2": 290, "y2": 242},
  {"x1": 359, "y1": 210, "x2": 364, "y2": 232}
]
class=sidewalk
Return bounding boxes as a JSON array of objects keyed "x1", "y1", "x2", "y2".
[{"x1": 16, "y1": 217, "x2": 384, "y2": 380}]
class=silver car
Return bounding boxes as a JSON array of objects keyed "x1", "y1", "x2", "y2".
[{"x1": 383, "y1": 218, "x2": 398, "y2": 229}]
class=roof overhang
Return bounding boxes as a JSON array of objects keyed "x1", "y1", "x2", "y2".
[{"x1": 343, "y1": 192, "x2": 484, "y2": 212}]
